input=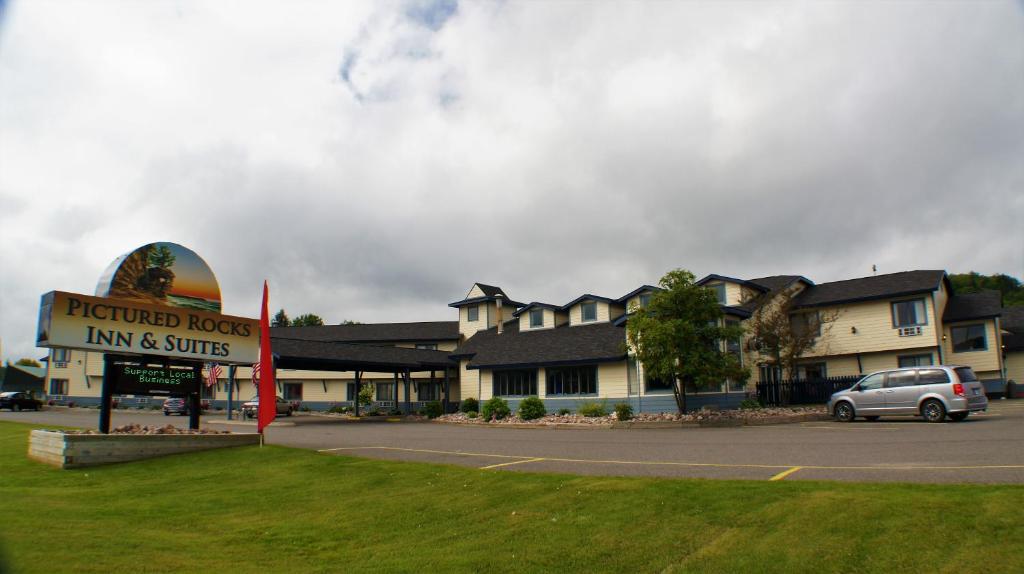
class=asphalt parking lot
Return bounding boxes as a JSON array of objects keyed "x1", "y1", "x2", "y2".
[{"x1": 5, "y1": 401, "x2": 1024, "y2": 483}]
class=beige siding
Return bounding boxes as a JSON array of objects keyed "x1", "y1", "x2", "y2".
[
  {"x1": 598, "y1": 362, "x2": 629, "y2": 397},
  {"x1": 519, "y1": 308, "x2": 556, "y2": 331},
  {"x1": 805, "y1": 297, "x2": 940, "y2": 357},
  {"x1": 467, "y1": 285, "x2": 485, "y2": 298},
  {"x1": 932, "y1": 283, "x2": 949, "y2": 350},
  {"x1": 568, "y1": 301, "x2": 612, "y2": 326},
  {"x1": 554, "y1": 311, "x2": 570, "y2": 327},
  {"x1": 460, "y1": 302, "x2": 495, "y2": 338},
  {"x1": 460, "y1": 360, "x2": 481, "y2": 401},
  {"x1": 1004, "y1": 351, "x2": 1024, "y2": 384},
  {"x1": 821, "y1": 356, "x2": 862, "y2": 377},
  {"x1": 943, "y1": 319, "x2": 1002, "y2": 374}
]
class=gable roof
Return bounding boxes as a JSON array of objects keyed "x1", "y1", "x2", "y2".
[
  {"x1": 1000, "y1": 306, "x2": 1024, "y2": 334},
  {"x1": 733, "y1": 275, "x2": 810, "y2": 312},
  {"x1": 696, "y1": 274, "x2": 770, "y2": 292},
  {"x1": 615, "y1": 285, "x2": 661, "y2": 304},
  {"x1": 449, "y1": 283, "x2": 525, "y2": 308},
  {"x1": 793, "y1": 270, "x2": 947, "y2": 309},
  {"x1": 512, "y1": 302, "x2": 561, "y2": 317},
  {"x1": 560, "y1": 294, "x2": 617, "y2": 310},
  {"x1": 943, "y1": 290, "x2": 1003, "y2": 323},
  {"x1": 452, "y1": 321, "x2": 627, "y2": 369},
  {"x1": 270, "y1": 321, "x2": 459, "y2": 343}
]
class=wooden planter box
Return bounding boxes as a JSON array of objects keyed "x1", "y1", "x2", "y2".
[{"x1": 28, "y1": 430, "x2": 261, "y2": 469}]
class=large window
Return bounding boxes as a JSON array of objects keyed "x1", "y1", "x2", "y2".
[
  {"x1": 492, "y1": 369, "x2": 537, "y2": 397},
  {"x1": 708, "y1": 283, "x2": 726, "y2": 304},
  {"x1": 546, "y1": 366, "x2": 597, "y2": 395},
  {"x1": 376, "y1": 383, "x2": 395, "y2": 401},
  {"x1": 898, "y1": 354, "x2": 933, "y2": 368},
  {"x1": 797, "y1": 363, "x2": 827, "y2": 380},
  {"x1": 580, "y1": 302, "x2": 597, "y2": 323},
  {"x1": 417, "y1": 382, "x2": 441, "y2": 401},
  {"x1": 951, "y1": 324, "x2": 987, "y2": 352},
  {"x1": 638, "y1": 293, "x2": 652, "y2": 308},
  {"x1": 283, "y1": 382, "x2": 303, "y2": 401},
  {"x1": 529, "y1": 309, "x2": 544, "y2": 328},
  {"x1": 892, "y1": 299, "x2": 927, "y2": 327},
  {"x1": 467, "y1": 305, "x2": 479, "y2": 322},
  {"x1": 49, "y1": 379, "x2": 68, "y2": 395},
  {"x1": 645, "y1": 373, "x2": 673, "y2": 393}
]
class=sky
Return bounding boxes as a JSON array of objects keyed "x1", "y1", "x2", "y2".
[{"x1": 0, "y1": 1, "x2": 1022, "y2": 362}]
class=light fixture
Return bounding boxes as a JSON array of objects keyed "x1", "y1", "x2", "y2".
[{"x1": 851, "y1": 326, "x2": 857, "y2": 334}]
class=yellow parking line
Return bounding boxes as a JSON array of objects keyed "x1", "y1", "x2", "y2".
[
  {"x1": 769, "y1": 466, "x2": 802, "y2": 481},
  {"x1": 480, "y1": 458, "x2": 546, "y2": 470},
  {"x1": 313, "y1": 446, "x2": 1024, "y2": 472}
]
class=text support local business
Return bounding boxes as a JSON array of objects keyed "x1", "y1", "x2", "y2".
[{"x1": 38, "y1": 291, "x2": 259, "y2": 363}]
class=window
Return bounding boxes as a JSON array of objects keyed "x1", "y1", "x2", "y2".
[
  {"x1": 492, "y1": 369, "x2": 537, "y2": 397},
  {"x1": 415, "y1": 343, "x2": 438, "y2": 350},
  {"x1": 858, "y1": 373, "x2": 884, "y2": 391},
  {"x1": 891, "y1": 299, "x2": 927, "y2": 327},
  {"x1": 709, "y1": 283, "x2": 726, "y2": 304},
  {"x1": 580, "y1": 302, "x2": 597, "y2": 322},
  {"x1": 887, "y1": 370, "x2": 917, "y2": 388},
  {"x1": 638, "y1": 293, "x2": 652, "y2": 308},
  {"x1": 546, "y1": 366, "x2": 597, "y2": 395},
  {"x1": 529, "y1": 309, "x2": 544, "y2": 328},
  {"x1": 796, "y1": 363, "x2": 827, "y2": 380},
  {"x1": 347, "y1": 383, "x2": 357, "y2": 401},
  {"x1": 467, "y1": 305, "x2": 479, "y2": 322},
  {"x1": 283, "y1": 382, "x2": 303, "y2": 401},
  {"x1": 724, "y1": 319, "x2": 742, "y2": 355},
  {"x1": 898, "y1": 354, "x2": 933, "y2": 368},
  {"x1": 917, "y1": 369, "x2": 949, "y2": 385},
  {"x1": 645, "y1": 373, "x2": 673, "y2": 393},
  {"x1": 790, "y1": 312, "x2": 821, "y2": 338},
  {"x1": 951, "y1": 324, "x2": 987, "y2": 352},
  {"x1": 417, "y1": 382, "x2": 440, "y2": 401},
  {"x1": 49, "y1": 379, "x2": 68, "y2": 395},
  {"x1": 376, "y1": 383, "x2": 395, "y2": 401},
  {"x1": 52, "y1": 348, "x2": 71, "y2": 363}
]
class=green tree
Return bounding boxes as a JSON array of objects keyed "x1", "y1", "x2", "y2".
[
  {"x1": 147, "y1": 245, "x2": 176, "y2": 269},
  {"x1": 949, "y1": 272, "x2": 1024, "y2": 307},
  {"x1": 742, "y1": 286, "x2": 841, "y2": 382},
  {"x1": 271, "y1": 309, "x2": 290, "y2": 328},
  {"x1": 627, "y1": 269, "x2": 748, "y2": 413},
  {"x1": 291, "y1": 313, "x2": 325, "y2": 327}
]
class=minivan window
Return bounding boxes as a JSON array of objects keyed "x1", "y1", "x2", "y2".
[
  {"x1": 954, "y1": 367, "x2": 979, "y2": 382},
  {"x1": 917, "y1": 369, "x2": 949, "y2": 385},
  {"x1": 887, "y1": 370, "x2": 917, "y2": 387},
  {"x1": 859, "y1": 373, "x2": 885, "y2": 390}
]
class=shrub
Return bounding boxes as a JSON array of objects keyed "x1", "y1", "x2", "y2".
[
  {"x1": 557, "y1": 408, "x2": 572, "y2": 416},
  {"x1": 466, "y1": 411, "x2": 478, "y2": 419},
  {"x1": 357, "y1": 385, "x2": 374, "y2": 407},
  {"x1": 481, "y1": 397, "x2": 511, "y2": 421},
  {"x1": 614, "y1": 402, "x2": 633, "y2": 421},
  {"x1": 460, "y1": 397, "x2": 479, "y2": 413},
  {"x1": 577, "y1": 400, "x2": 608, "y2": 417},
  {"x1": 739, "y1": 398, "x2": 762, "y2": 410},
  {"x1": 327, "y1": 405, "x2": 347, "y2": 414},
  {"x1": 517, "y1": 396, "x2": 546, "y2": 420},
  {"x1": 388, "y1": 408, "x2": 404, "y2": 416},
  {"x1": 423, "y1": 401, "x2": 443, "y2": 419}
]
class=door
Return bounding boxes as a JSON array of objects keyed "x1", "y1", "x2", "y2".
[
  {"x1": 853, "y1": 373, "x2": 886, "y2": 413},
  {"x1": 884, "y1": 370, "x2": 921, "y2": 413}
]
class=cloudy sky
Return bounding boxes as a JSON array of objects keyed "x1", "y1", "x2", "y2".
[{"x1": 1, "y1": 1, "x2": 1022, "y2": 361}]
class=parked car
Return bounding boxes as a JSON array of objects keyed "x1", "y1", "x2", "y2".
[
  {"x1": 829, "y1": 365, "x2": 988, "y2": 423},
  {"x1": 162, "y1": 397, "x2": 190, "y2": 416},
  {"x1": 240, "y1": 396, "x2": 293, "y2": 419},
  {"x1": 0, "y1": 392, "x2": 42, "y2": 411}
]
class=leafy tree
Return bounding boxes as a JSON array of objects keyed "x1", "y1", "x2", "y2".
[
  {"x1": 147, "y1": 245, "x2": 176, "y2": 269},
  {"x1": 627, "y1": 269, "x2": 748, "y2": 413},
  {"x1": 949, "y1": 272, "x2": 1024, "y2": 307},
  {"x1": 291, "y1": 313, "x2": 325, "y2": 327},
  {"x1": 14, "y1": 358, "x2": 41, "y2": 367},
  {"x1": 357, "y1": 383, "x2": 374, "y2": 407},
  {"x1": 742, "y1": 285, "x2": 840, "y2": 382},
  {"x1": 271, "y1": 309, "x2": 290, "y2": 328}
]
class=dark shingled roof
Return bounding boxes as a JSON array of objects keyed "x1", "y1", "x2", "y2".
[
  {"x1": 449, "y1": 283, "x2": 526, "y2": 308},
  {"x1": 616, "y1": 285, "x2": 661, "y2": 304},
  {"x1": 272, "y1": 337, "x2": 455, "y2": 371},
  {"x1": 270, "y1": 322, "x2": 459, "y2": 343},
  {"x1": 512, "y1": 302, "x2": 561, "y2": 317},
  {"x1": 735, "y1": 275, "x2": 809, "y2": 311},
  {"x1": 943, "y1": 290, "x2": 1003, "y2": 323},
  {"x1": 560, "y1": 294, "x2": 617, "y2": 310},
  {"x1": 1002, "y1": 307, "x2": 1024, "y2": 334},
  {"x1": 453, "y1": 320, "x2": 627, "y2": 369},
  {"x1": 793, "y1": 270, "x2": 946, "y2": 308}
]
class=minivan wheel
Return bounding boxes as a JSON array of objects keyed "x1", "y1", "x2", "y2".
[
  {"x1": 834, "y1": 402, "x2": 855, "y2": 422},
  {"x1": 922, "y1": 399, "x2": 946, "y2": 423},
  {"x1": 949, "y1": 412, "x2": 968, "y2": 422}
]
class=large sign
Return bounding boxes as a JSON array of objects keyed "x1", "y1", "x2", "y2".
[
  {"x1": 37, "y1": 290, "x2": 259, "y2": 363},
  {"x1": 109, "y1": 363, "x2": 200, "y2": 396}
]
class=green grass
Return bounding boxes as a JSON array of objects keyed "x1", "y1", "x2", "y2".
[{"x1": 0, "y1": 421, "x2": 1022, "y2": 574}]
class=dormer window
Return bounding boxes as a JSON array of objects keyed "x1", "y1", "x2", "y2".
[
  {"x1": 711, "y1": 284, "x2": 726, "y2": 304},
  {"x1": 467, "y1": 305, "x2": 479, "y2": 322},
  {"x1": 581, "y1": 301, "x2": 597, "y2": 322},
  {"x1": 638, "y1": 293, "x2": 651, "y2": 308},
  {"x1": 529, "y1": 309, "x2": 544, "y2": 328}
]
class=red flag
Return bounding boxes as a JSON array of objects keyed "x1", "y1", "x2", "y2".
[{"x1": 257, "y1": 281, "x2": 277, "y2": 433}]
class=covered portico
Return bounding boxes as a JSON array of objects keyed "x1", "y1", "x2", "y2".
[{"x1": 270, "y1": 337, "x2": 458, "y2": 415}]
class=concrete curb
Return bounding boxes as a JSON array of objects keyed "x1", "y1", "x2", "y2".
[{"x1": 432, "y1": 412, "x2": 830, "y2": 430}]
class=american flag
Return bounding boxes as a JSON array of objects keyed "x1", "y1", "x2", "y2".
[
  {"x1": 206, "y1": 363, "x2": 222, "y2": 388},
  {"x1": 251, "y1": 362, "x2": 261, "y2": 388}
]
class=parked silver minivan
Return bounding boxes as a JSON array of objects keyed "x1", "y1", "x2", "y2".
[{"x1": 828, "y1": 365, "x2": 988, "y2": 423}]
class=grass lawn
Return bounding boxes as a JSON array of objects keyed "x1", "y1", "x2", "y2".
[{"x1": 1, "y1": 421, "x2": 1022, "y2": 573}]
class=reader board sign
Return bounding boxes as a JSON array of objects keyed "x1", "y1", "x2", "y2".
[
  {"x1": 37, "y1": 291, "x2": 260, "y2": 364},
  {"x1": 110, "y1": 363, "x2": 200, "y2": 396}
]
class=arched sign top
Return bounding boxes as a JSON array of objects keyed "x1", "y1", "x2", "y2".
[{"x1": 95, "y1": 242, "x2": 222, "y2": 313}]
